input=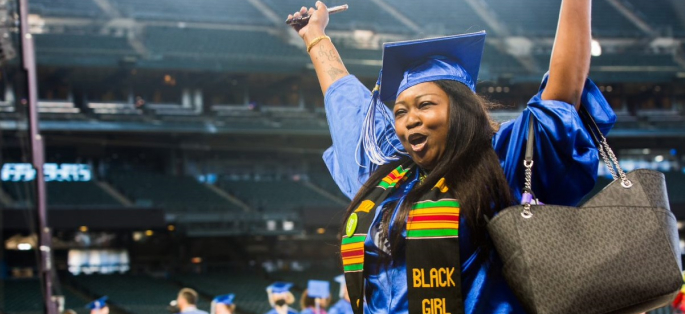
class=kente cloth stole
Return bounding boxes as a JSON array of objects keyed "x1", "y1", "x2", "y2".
[{"x1": 341, "y1": 164, "x2": 464, "y2": 314}]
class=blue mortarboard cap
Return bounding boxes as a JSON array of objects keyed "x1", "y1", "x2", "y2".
[
  {"x1": 213, "y1": 294, "x2": 235, "y2": 305},
  {"x1": 334, "y1": 275, "x2": 346, "y2": 298},
  {"x1": 379, "y1": 31, "x2": 486, "y2": 102},
  {"x1": 307, "y1": 280, "x2": 330, "y2": 299},
  {"x1": 267, "y1": 282, "x2": 293, "y2": 294},
  {"x1": 85, "y1": 296, "x2": 108, "y2": 310}
]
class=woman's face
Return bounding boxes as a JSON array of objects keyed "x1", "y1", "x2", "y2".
[
  {"x1": 394, "y1": 82, "x2": 450, "y2": 170},
  {"x1": 215, "y1": 304, "x2": 233, "y2": 314}
]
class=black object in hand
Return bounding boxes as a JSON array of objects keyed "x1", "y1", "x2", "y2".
[{"x1": 285, "y1": 4, "x2": 348, "y2": 26}]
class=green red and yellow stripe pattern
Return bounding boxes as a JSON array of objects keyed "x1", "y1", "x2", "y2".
[
  {"x1": 378, "y1": 166, "x2": 410, "y2": 189},
  {"x1": 341, "y1": 234, "x2": 365, "y2": 272},
  {"x1": 407, "y1": 199, "x2": 460, "y2": 239}
]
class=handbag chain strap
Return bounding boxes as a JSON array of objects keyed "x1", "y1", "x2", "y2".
[
  {"x1": 521, "y1": 118, "x2": 535, "y2": 218},
  {"x1": 580, "y1": 107, "x2": 633, "y2": 189},
  {"x1": 521, "y1": 108, "x2": 632, "y2": 219}
]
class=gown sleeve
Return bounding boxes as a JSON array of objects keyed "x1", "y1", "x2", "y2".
[
  {"x1": 322, "y1": 75, "x2": 402, "y2": 200},
  {"x1": 493, "y1": 73, "x2": 616, "y2": 206}
]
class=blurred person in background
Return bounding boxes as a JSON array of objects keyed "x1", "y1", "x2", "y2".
[
  {"x1": 327, "y1": 275, "x2": 352, "y2": 314},
  {"x1": 672, "y1": 272, "x2": 685, "y2": 313},
  {"x1": 265, "y1": 282, "x2": 298, "y2": 314},
  {"x1": 177, "y1": 288, "x2": 208, "y2": 314},
  {"x1": 211, "y1": 294, "x2": 236, "y2": 314},
  {"x1": 300, "y1": 280, "x2": 330, "y2": 314},
  {"x1": 288, "y1": 0, "x2": 613, "y2": 313},
  {"x1": 86, "y1": 296, "x2": 109, "y2": 314}
]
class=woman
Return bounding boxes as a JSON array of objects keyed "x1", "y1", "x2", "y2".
[
  {"x1": 299, "y1": 290, "x2": 330, "y2": 314},
  {"x1": 211, "y1": 294, "x2": 236, "y2": 314},
  {"x1": 265, "y1": 282, "x2": 299, "y2": 314},
  {"x1": 327, "y1": 275, "x2": 352, "y2": 314},
  {"x1": 300, "y1": 280, "x2": 331, "y2": 314},
  {"x1": 288, "y1": 1, "x2": 615, "y2": 313}
]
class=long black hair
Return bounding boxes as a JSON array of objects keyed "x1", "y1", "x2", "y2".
[{"x1": 341, "y1": 80, "x2": 514, "y2": 258}]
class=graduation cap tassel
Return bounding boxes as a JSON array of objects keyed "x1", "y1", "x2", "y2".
[{"x1": 355, "y1": 73, "x2": 406, "y2": 167}]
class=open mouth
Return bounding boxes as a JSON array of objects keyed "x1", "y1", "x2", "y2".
[{"x1": 408, "y1": 133, "x2": 428, "y2": 153}]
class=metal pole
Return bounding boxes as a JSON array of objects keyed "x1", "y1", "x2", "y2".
[{"x1": 16, "y1": 0, "x2": 57, "y2": 313}]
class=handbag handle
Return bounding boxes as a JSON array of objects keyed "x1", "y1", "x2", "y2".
[
  {"x1": 579, "y1": 107, "x2": 633, "y2": 189},
  {"x1": 521, "y1": 119, "x2": 536, "y2": 218},
  {"x1": 520, "y1": 109, "x2": 633, "y2": 218}
]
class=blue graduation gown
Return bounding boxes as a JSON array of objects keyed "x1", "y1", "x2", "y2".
[
  {"x1": 300, "y1": 308, "x2": 326, "y2": 314},
  {"x1": 322, "y1": 74, "x2": 616, "y2": 314},
  {"x1": 328, "y1": 299, "x2": 353, "y2": 314},
  {"x1": 264, "y1": 308, "x2": 299, "y2": 314}
]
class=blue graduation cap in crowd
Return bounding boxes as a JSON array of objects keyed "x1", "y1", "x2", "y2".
[
  {"x1": 213, "y1": 294, "x2": 235, "y2": 306},
  {"x1": 334, "y1": 275, "x2": 346, "y2": 298},
  {"x1": 359, "y1": 31, "x2": 487, "y2": 165},
  {"x1": 85, "y1": 296, "x2": 108, "y2": 310},
  {"x1": 307, "y1": 280, "x2": 330, "y2": 299},
  {"x1": 267, "y1": 282, "x2": 294, "y2": 294}
]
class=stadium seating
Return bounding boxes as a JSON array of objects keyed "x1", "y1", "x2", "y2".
[
  {"x1": 623, "y1": 0, "x2": 685, "y2": 36},
  {"x1": 593, "y1": 53, "x2": 680, "y2": 68},
  {"x1": 109, "y1": 0, "x2": 271, "y2": 25},
  {"x1": 30, "y1": 0, "x2": 102, "y2": 18},
  {"x1": 262, "y1": 0, "x2": 412, "y2": 34},
  {"x1": 665, "y1": 172, "x2": 685, "y2": 204},
  {"x1": 307, "y1": 172, "x2": 349, "y2": 201},
  {"x1": 481, "y1": 46, "x2": 526, "y2": 75},
  {"x1": 46, "y1": 181, "x2": 122, "y2": 207},
  {"x1": 393, "y1": 0, "x2": 490, "y2": 35},
  {"x1": 218, "y1": 179, "x2": 341, "y2": 212},
  {"x1": 174, "y1": 270, "x2": 272, "y2": 314},
  {"x1": 108, "y1": 173, "x2": 242, "y2": 212},
  {"x1": 0, "y1": 278, "x2": 43, "y2": 314},
  {"x1": 34, "y1": 34, "x2": 134, "y2": 55},
  {"x1": 70, "y1": 274, "x2": 209, "y2": 314},
  {"x1": 1, "y1": 181, "x2": 121, "y2": 207},
  {"x1": 485, "y1": 0, "x2": 560, "y2": 37},
  {"x1": 0, "y1": 278, "x2": 90, "y2": 314},
  {"x1": 143, "y1": 27, "x2": 304, "y2": 62},
  {"x1": 590, "y1": 0, "x2": 643, "y2": 37},
  {"x1": 61, "y1": 286, "x2": 92, "y2": 314}
]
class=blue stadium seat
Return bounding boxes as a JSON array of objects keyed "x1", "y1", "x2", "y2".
[
  {"x1": 0, "y1": 278, "x2": 43, "y2": 314},
  {"x1": 34, "y1": 34, "x2": 135, "y2": 56},
  {"x1": 263, "y1": 0, "x2": 412, "y2": 34},
  {"x1": 1, "y1": 181, "x2": 121, "y2": 207},
  {"x1": 143, "y1": 27, "x2": 305, "y2": 62},
  {"x1": 394, "y1": 0, "x2": 490, "y2": 35},
  {"x1": 110, "y1": 0, "x2": 271, "y2": 26},
  {"x1": 219, "y1": 178, "x2": 341, "y2": 212},
  {"x1": 485, "y1": 0, "x2": 560, "y2": 37},
  {"x1": 623, "y1": 0, "x2": 685, "y2": 37},
  {"x1": 591, "y1": 0, "x2": 643, "y2": 37},
  {"x1": 108, "y1": 173, "x2": 242, "y2": 212},
  {"x1": 30, "y1": 0, "x2": 103, "y2": 18}
]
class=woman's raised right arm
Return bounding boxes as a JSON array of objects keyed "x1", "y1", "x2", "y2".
[
  {"x1": 289, "y1": 1, "x2": 349, "y2": 94},
  {"x1": 288, "y1": 2, "x2": 400, "y2": 199}
]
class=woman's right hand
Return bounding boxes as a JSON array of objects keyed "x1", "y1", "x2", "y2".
[
  {"x1": 287, "y1": 1, "x2": 330, "y2": 47},
  {"x1": 288, "y1": 1, "x2": 348, "y2": 94}
]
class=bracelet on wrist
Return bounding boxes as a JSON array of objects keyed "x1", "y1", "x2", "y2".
[{"x1": 306, "y1": 35, "x2": 331, "y2": 53}]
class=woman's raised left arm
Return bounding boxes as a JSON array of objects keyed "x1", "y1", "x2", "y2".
[{"x1": 541, "y1": 0, "x2": 591, "y2": 109}]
